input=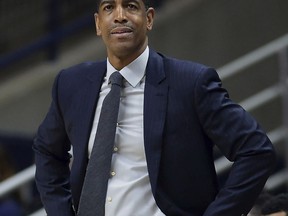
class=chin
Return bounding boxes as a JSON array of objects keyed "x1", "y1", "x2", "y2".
[{"x1": 111, "y1": 44, "x2": 136, "y2": 55}]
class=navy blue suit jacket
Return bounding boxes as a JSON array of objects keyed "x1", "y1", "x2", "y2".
[{"x1": 34, "y1": 50, "x2": 275, "y2": 216}]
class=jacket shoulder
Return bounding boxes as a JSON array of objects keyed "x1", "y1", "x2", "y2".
[
  {"x1": 60, "y1": 60, "x2": 106, "y2": 78},
  {"x1": 162, "y1": 54, "x2": 211, "y2": 74}
]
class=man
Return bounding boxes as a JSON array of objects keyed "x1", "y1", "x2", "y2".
[
  {"x1": 33, "y1": 0, "x2": 276, "y2": 215},
  {"x1": 261, "y1": 194, "x2": 288, "y2": 216}
]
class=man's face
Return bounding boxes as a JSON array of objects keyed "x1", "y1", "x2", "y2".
[{"x1": 95, "y1": 0, "x2": 154, "y2": 60}]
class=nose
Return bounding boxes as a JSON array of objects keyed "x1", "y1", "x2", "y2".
[{"x1": 114, "y1": 6, "x2": 127, "y2": 23}]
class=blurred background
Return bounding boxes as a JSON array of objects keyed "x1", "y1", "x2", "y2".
[{"x1": 0, "y1": 0, "x2": 287, "y2": 215}]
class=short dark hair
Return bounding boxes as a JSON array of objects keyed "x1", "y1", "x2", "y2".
[
  {"x1": 261, "y1": 193, "x2": 288, "y2": 215},
  {"x1": 96, "y1": 0, "x2": 153, "y2": 11}
]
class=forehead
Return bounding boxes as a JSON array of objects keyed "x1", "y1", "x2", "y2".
[
  {"x1": 96, "y1": 0, "x2": 149, "y2": 12},
  {"x1": 98, "y1": 0, "x2": 144, "y2": 5},
  {"x1": 267, "y1": 212, "x2": 286, "y2": 216},
  {"x1": 96, "y1": 0, "x2": 146, "y2": 11}
]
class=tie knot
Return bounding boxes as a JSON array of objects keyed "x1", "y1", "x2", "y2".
[{"x1": 109, "y1": 72, "x2": 123, "y2": 86}]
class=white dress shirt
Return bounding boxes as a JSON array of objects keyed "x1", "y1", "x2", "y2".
[{"x1": 87, "y1": 46, "x2": 165, "y2": 216}]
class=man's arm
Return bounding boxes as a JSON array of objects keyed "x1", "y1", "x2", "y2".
[
  {"x1": 194, "y1": 68, "x2": 276, "y2": 216},
  {"x1": 33, "y1": 73, "x2": 76, "y2": 216}
]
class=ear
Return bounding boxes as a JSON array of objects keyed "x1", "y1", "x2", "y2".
[
  {"x1": 146, "y1": 8, "x2": 155, "y2": 31},
  {"x1": 94, "y1": 13, "x2": 102, "y2": 36}
]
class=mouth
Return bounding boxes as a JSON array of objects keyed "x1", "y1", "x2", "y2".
[{"x1": 111, "y1": 27, "x2": 133, "y2": 35}]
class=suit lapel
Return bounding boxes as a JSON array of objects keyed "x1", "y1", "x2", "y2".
[
  {"x1": 77, "y1": 61, "x2": 106, "y2": 163},
  {"x1": 144, "y1": 50, "x2": 168, "y2": 195}
]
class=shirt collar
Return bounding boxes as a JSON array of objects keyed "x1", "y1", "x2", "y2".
[{"x1": 106, "y1": 46, "x2": 149, "y2": 87}]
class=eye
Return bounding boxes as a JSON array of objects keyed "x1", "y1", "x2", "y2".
[
  {"x1": 127, "y1": 3, "x2": 138, "y2": 10},
  {"x1": 103, "y1": 4, "x2": 113, "y2": 11}
]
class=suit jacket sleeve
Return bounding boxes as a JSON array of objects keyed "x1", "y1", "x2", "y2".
[
  {"x1": 33, "y1": 71, "x2": 76, "y2": 216},
  {"x1": 193, "y1": 68, "x2": 276, "y2": 216}
]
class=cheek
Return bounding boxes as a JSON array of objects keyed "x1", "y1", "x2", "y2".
[
  {"x1": 98, "y1": 24, "x2": 110, "y2": 38},
  {"x1": 96, "y1": 18, "x2": 110, "y2": 35},
  {"x1": 96, "y1": 28, "x2": 102, "y2": 36}
]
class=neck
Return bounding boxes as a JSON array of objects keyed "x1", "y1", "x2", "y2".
[{"x1": 107, "y1": 39, "x2": 148, "y2": 70}]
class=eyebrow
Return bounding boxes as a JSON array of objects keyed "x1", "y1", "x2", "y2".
[
  {"x1": 123, "y1": 0, "x2": 141, "y2": 4},
  {"x1": 99, "y1": 0, "x2": 114, "y2": 7},
  {"x1": 99, "y1": 0, "x2": 142, "y2": 7}
]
